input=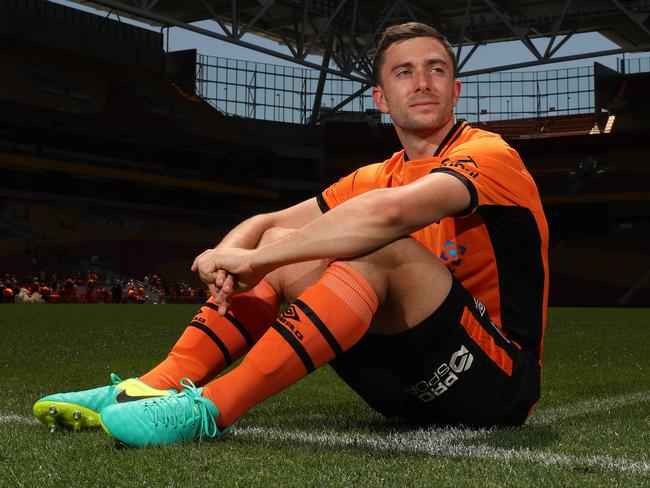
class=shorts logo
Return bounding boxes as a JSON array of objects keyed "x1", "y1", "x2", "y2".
[
  {"x1": 450, "y1": 345, "x2": 474, "y2": 373},
  {"x1": 473, "y1": 297, "x2": 486, "y2": 317},
  {"x1": 440, "y1": 240, "x2": 466, "y2": 270},
  {"x1": 402, "y1": 344, "x2": 474, "y2": 403}
]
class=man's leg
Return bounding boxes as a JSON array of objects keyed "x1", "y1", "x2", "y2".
[
  {"x1": 199, "y1": 236, "x2": 453, "y2": 429},
  {"x1": 140, "y1": 227, "x2": 330, "y2": 389},
  {"x1": 99, "y1": 236, "x2": 447, "y2": 445},
  {"x1": 33, "y1": 229, "x2": 326, "y2": 432}
]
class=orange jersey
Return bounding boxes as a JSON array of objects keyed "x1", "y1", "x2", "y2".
[{"x1": 318, "y1": 120, "x2": 549, "y2": 358}]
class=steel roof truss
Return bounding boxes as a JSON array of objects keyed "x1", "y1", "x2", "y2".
[
  {"x1": 455, "y1": 0, "x2": 473, "y2": 65},
  {"x1": 199, "y1": 0, "x2": 232, "y2": 36},
  {"x1": 460, "y1": 42, "x2": 650, "y2": 76},
  {"x1": 457, "y1": 41, "x2": 480, "y2": 72},
  {"x1": 543, "y1": 0, "x2": 572, "y2": 59},
  {"x1": 302, "y1": 0, "x2": 348, "y2": 59},
  {"x1": 354, "y1": 0, "x2": 401, "y2": 71},
  {"x1": 482, "y1": 0, "x2": 543, "y2": 60},
  {"x1": 91, "y1": 0, "x2": 370, "y2": 82},
  {"x1": 238, "y1": 0, "x2": 277, "y2": 39},
  {"x1": 231, "y1": 0, "x2": 239, "y2": 38},
  {"x1": 610, "y1": 0, "x2": 650, "y2": 39}
]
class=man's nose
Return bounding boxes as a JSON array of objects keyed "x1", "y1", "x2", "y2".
[{"x1": 414, "y1": 69, "x2": 432, "y2": 91}]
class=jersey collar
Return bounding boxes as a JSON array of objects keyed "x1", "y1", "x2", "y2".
[{"x1": 403, "y1": 119, "x2": 468, "y2": 162}]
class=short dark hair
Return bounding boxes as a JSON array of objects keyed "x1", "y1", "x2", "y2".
[{"x1": 372, "y1": 22, "x2": 457, "y2": 85}]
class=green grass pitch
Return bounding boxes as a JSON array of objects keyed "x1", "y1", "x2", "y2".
[{"x1": 0, "y1": 305, "x2": 648, "y2": 487}]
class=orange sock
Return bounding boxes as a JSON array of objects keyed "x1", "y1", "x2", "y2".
[
  {"x1": 140, "y1": 279, "x2": 280, "y2": 390},
  {"x1": 203, "y1": 262, "x2": 379, "y2": 428}
]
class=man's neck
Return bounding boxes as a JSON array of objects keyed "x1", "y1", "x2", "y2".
[{"x1": 397, "y1": 117, "x2": 457, "y2": 161}]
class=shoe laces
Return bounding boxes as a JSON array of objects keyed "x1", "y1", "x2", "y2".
[
  {"x1": 110, "y1": 373, "x2": 123, "y2": 385},
  {"x1": 142, "y1": 378, "x2": 219, "y2": 441}
]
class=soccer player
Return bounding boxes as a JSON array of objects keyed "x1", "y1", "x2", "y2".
[{"x1": 33, "y1": 22, "x2": 549, "y2": 447}]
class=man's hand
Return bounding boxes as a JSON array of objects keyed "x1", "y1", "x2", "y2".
[{"x1": 191, "y1": 247, "x2": 265, "y2": 315}]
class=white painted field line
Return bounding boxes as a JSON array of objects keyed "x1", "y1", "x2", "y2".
[
  {"x1": 531, "y1": 390, "x2": 650, "y2": 425},
  {"x1": 232, "y1": 426, "x2": 650, "y2": 475},
  {"x1": 0, "y1": 414, "x2": 37, "y2": 425}
]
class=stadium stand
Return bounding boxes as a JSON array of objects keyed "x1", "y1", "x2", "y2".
[{"x1": 1, "y1": 0, "x2": 648, "y2": 307}]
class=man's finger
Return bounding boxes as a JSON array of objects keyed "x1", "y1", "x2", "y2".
[
  {"x1": 222, "y1": 274, "x2": 235, "y2": 294},
  {"x1": 215, "y1": 269, "x2": 227, "y2": 288}
]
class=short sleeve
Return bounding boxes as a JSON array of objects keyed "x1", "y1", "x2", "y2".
[
  {"x1": 430, "y1": 135, "x2": 537, "y2": 215},
  {"x1": 319, "y1": 162, "x2": 384, "y2": 212}
]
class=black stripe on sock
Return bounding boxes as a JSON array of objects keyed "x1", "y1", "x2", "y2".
[
  {"x1": 271, "y1": 322, "x2": 315, "y2": 373},
  {"x1": 202, "y1": 301, "x2": 220, "y2": 314},
  {"x1": 202, "y1": 301, "x2": 254, "y2": 347},
  {"x1": 224, "y1": 313, "x2": 254, "y2": 348},
  {"x1": 188, "y1": 321, "x2": 232, "y2": 366},
  {"x1": 294, "y1": 299, "x2": 344, "y2": 358}
]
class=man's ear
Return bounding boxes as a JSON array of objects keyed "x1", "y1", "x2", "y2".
[
  {"x1": 452, "y1": 79, "x2": 461, "y2": 107},
  {"x1": 372, "y1": 86, "x2": 389, "y2": 114}
]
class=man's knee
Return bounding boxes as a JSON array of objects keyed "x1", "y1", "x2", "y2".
[{"x1": 343, "y1": 237, "x2": 452, "y2": 333}]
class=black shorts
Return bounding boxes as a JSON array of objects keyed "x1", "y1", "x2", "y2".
[{"x1": 330, "y1": 277, "x2": 540, "y2": 427}]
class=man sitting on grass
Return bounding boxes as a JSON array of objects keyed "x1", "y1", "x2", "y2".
[{"x1": 34, "y1": 22, "x2": 549, "y2": 447}]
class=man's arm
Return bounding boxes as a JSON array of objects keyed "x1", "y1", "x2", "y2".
[
  {"x1": 192, "y1": 197, "x2": 322, "y2": 294},
  {"x1": 203, "y1": 171, "x2": 470, "y2": 299},
  {"x1": 215, "y1": 197, "x2": 323, "y2": 250},
  {"x1": 250, "y1": 172, "x2": 470, "y2": 273}
]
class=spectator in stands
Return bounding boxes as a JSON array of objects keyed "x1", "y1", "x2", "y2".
[{"x1": 2, "y1": 283, "x2": 14, "y2": 303}]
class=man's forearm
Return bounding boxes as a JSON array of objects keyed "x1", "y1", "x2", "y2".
[
  {"x1": 250, "y1": 189, "x2": 409, "y2": 275},
  {"x1": 216, "y1": 214, "x2": 273, "y2": 251}
]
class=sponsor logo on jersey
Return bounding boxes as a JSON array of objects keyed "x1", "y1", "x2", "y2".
[
  {"x1": 440, "y1": 240, "x2": 466, "y2": 270},
  {"x1": 440, "y1": 155, "x2": 479, "y2": 178}
]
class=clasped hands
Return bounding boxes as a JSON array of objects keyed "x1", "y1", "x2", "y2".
[{"x1": 191, "y1": 247, "x2": 264, "y2": 316}]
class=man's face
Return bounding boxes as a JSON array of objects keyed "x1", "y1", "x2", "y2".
[{"x1": 372, "y1": 37, "x2": 461, "y2": 134}]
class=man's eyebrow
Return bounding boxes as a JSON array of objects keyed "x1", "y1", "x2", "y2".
[{"x1": 389, "y1": 57, "x2": 449, "y2": 72}]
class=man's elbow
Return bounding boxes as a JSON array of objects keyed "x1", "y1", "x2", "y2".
[{"x1": 368, "y1": 191, "x2": 409, "y2": 230}]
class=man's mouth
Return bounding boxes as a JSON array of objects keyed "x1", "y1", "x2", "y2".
[{"x1": 410, "y1": 100, "x2": 439, "y2": 107}]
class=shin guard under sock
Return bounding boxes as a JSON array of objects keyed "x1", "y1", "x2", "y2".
[
  {"x1": 140, "y1": 279, "x2": 280, "y2": 389},
  {"x1": 203, "y1": 262, "x2": 379, "y2": 428}
]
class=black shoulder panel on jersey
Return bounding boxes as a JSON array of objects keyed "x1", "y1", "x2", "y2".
[
  {"x1": 477, "y1": 205, "x2": 545, "y2": 352},
  {"x1": 316, "y1": 193, "x2": 330, "y2": 213},
  {"x1": 429, "y1": 167, "x2": 478, "y2": 216}
]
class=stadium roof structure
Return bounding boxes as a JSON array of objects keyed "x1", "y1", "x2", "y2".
[
  {"x1": 68, "y1": 0, "x2": 650, "y2": 120},
  {"x1": 70, "y1": 1, "x2": 650, "y2": 77}
]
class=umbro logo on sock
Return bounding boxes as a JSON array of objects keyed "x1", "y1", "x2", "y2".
[{"x1": 283, "y1": 305, "x2": 301, "y2": 322}]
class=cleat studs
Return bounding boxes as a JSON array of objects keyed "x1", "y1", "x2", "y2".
[
  {"x1": 48, "y1": 406, "x2": 57, "y2": 415},
  {"x1": 72, "y1": 411, "x2": 81, "y2": 420}
]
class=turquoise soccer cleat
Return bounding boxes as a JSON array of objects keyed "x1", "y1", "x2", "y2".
[
  {"x1": 33, "y1": 373, "x2": 175, "y2": 432},
  {"x1": 99, "y1": 378, "x2": 225, "y2": 448}
]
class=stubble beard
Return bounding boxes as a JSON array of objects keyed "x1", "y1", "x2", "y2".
[{"x1": 391, "y1": 102, "x2": 452, "y2": 138}]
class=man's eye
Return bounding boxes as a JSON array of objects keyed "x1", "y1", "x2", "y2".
[
  {"x1": 397, "y1": 70, "x2": 411, "y2": 77},
  {"x1": 431, "y1": 66, "x2": 443, "y2": 73}
]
